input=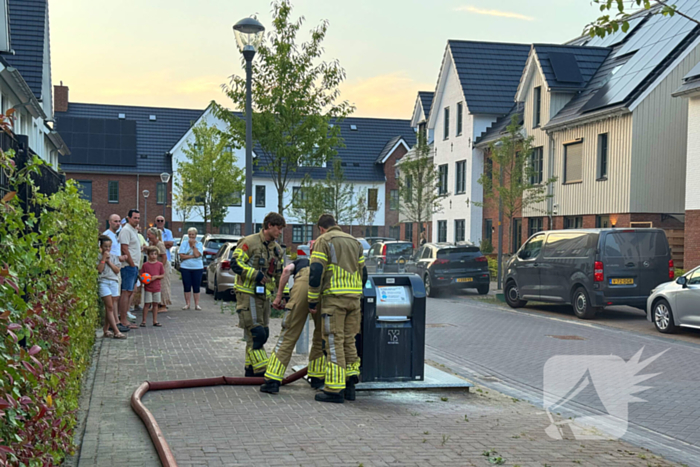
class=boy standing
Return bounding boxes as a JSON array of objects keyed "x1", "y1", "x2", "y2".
[{"x1": 140, "y1": 246, "x2": 165, "y2": 327}]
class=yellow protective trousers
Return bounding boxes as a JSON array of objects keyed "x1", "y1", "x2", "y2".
[
  {"x1": 320, "y1": 294, "x2": 361, "y2": 393},
  {"x1": 236, "y1": 291, "x2": 271, "y2": 373},
  {"x1": 265, "y1": 272, "x2": 325, "y2": 382}
]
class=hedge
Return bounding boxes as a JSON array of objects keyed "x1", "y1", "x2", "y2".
[{"x1": 1, "y1": 145, "x2": 99, "y2": 466}]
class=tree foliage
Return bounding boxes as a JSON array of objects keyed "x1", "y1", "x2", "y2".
[
  {"x1": 353, "y1": 188, "x2": 381, "y2": 237},
  {"x1": 177, "y1": 122, "x2": 244, "y2": 233},
  {"x1": 476, "y1": 115, "x2": 557, "y2": 254},
  {"x1": 319, "y1": 159, "x2": 354, "y2": 226},
  {"x1": 397, "y1": 133, "x2": 443, "y2": 229},
  {"x1": 584, "y1": 0, "x2": 698, "y2": 38},
  {"x1": 217, "y1": 0, "x2": 354, "y2": 214},
  {"x1": 288, "y1": 174, "x2": 325, "y2": 236}
]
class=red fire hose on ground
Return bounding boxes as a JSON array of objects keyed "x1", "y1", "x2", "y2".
[{"x1": 130, "y1": 367, "x2": 308, "y2": 467}]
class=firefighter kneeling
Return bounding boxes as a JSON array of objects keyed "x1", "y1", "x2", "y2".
[{"x1": 309, "y1": 214, "x2": 366, "y2": 403}]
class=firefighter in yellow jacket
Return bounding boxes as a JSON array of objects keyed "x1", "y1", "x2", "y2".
[
  {"x1": 231, "y1": 212, "x2": 286, "y2": 377},
  {"x1": 308, "y1": 214, "x2": 367, "y2": 403},
  {"x1": 260, "y1": 246, "x2": 326, "y2": 394}
]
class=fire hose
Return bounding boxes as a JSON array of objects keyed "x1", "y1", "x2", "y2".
[{"x1": 130, "y1": 367, "x2": 308, "y2": 467}]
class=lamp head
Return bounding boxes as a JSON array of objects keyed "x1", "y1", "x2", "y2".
[
  {"x1": 160, "y1": 172, "x2": 171, "y2": 183},
  {"x1": 233, "y1": 17, "x2": 265, "y2": 53},
  {"x1": 143, "y1": 190, "x2": 150, "y2": 199}
]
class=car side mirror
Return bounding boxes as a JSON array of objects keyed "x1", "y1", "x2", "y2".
[
  {"x1": 676, "y1": 276, "x2": 687, "y2": 288},
  {"x1": 518, "y1": 250, "x2": 529, "y2": 260}
]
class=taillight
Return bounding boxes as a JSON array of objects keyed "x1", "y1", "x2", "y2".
[
  {"x1": 433, "y1": 258, "x2": 449, "y2": 266},
  {"x1": 475, "y1": 256, "x2": 487, "y2": 262},
  {"x1": 297, "y1": 248, "x2": 306, "y2": 256},
  {"x1": 221, "y1": 260, "x2": 231, "y2": 270},
  {"x1": 669, "y1": 260, "x2": 674, "y2": 279},
  {"x1": 382, "y1": 244, "x2": 387, "y2": 256},
  {"x1": 594, "y1": 261, "x2": 604, "y2": 282}
]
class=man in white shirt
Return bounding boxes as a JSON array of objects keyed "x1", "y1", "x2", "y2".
[
  {"x1": 117, "y1": 209, "x2": 142, "y2": 329},
  {"x1": 155, "y1": 216, "x2": 174, "y2": 261},
  {"x1": 103, "y1": 214, "x2": 128, "y2": 327}
]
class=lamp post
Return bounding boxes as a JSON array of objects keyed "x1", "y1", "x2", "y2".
[
  {"x1": 160, "y1": 172, "x2": 171, "y2": 225},
  {"x1": 143, "y1": 189, "x2": 150, "y2": 229},
  {"x1": 233, "y1": 17, "x2": 265, "y2": 236}
]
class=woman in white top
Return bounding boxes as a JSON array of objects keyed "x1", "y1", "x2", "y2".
[{"x1": 178, "y1": 227, "x2": 204, "y2": 310}]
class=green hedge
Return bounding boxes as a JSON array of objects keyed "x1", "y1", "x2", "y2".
[{"x1": 0, "y1": 151, "x2": 99, "y2": 466}]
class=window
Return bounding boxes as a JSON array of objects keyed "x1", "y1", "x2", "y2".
[
  {"x1": 438, "y1": 164, "x2": 448, "y2": 195},
  {"x1": 443, "y1": 107, "x2": 450, "y2": 139},
  {"x1": 255, "y1": 185, "x2": 266, "y2": 207},
  {"x1": 405, "y1": 223, "x2": 413, "y2": 243},
  {"x1": 533, "y1": 86, "x2": 542, "y2": 127},
  {"x1": 230, "y1": 191, "x2": 242, "y2": 207},
  {"x1": 485, "y1": 156, "x2": 493, "y2": 183},
  {"x1": 156, "y1": 182, "x2": 166, "y2": 205},
  {"x1": 543, "y1": 233, "x2": 591, "y2": 259},
  {"x1": 292, "y1": 186, "x2": 304, "y2": 207},
  {"x1": 219, "y1": 223, "x2": 242, "y2": 235},
  {"x1": 512, "y1": 219, "x2": 523, "y2": 252},
  {"x1": 437, "y1": 220, "x2": 447, "y2": 242},
  {"x1": 389, "y1": 189, "x2": 399, "y2": 210},
  {"x1": 255, "y1": 223, "x2": 263, "y2": 233},
  {"x1": 108, "y1": 181, "x2": 119, "y2": 203},
  {"x1": 564, "y1": 216, "x2": 583, "y2": 229},
  {"x1": 564, "y1": 141, "x2": 583, "y2": 183},
  {"x1": 405, "y1": 175, "x2": 413, "y2": 202},
  {"x1": 457, "y1": 102, "x2": 463, "y2": 136},
  {"x1": 597, "y1": 133, "x2": 608, "y2": 180},
  {"x1": 687, "y1": 268, "x2": 700, "y2": 286},
  {"x1": 454, "y1": 219, "x2": 465, "y2": 242},
  {"x1": 529, "y1": 147, "x2": 543, "y2": 185},
  {"x1": 520, "y1": 233, "x2": 545, "y2": 260},
  {"x1": 485, "y1": 219, "x2": 493, "y2": 244},
  {"x1": 596, "y1": 215, "x2": 611, "y2": 228},
  {"x1": 365, "y1": 226, "x2": 379, "y2": 237},
  {"x1": 528, "y1": 217, "x2": 543, "y2": 238},
  {"x1": 389, "y1": 225, "x2": 400, "y2": 240},
  {"x1": 421, "y1": 247, "x2": 432, "y2": 259},
  {"x1": 368, "y1": 188, "x2": 378, "y2": 211},
  {"x1": 292, "y1": 225, "x2": 313, "y2": 243},
  {"x1": 77, "y1": 181, "x2": 92, "y2": 202},
  {"x1": 455, "y1": 160, "x2": 466, "y2": 194}
]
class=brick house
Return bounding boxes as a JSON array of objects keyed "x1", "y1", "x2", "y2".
[{"x1": 54, "y1": 84, "x2": 203, "y2": 230}]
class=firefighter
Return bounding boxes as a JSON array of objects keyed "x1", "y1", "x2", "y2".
[
  {"x1": 231, "y1": 212, "x2": 286, "y2": 377},
  {"x1": 308, "y1": 214, "x2": 367, "y2": 403},
  {"x1": 260, "y1": 242, "x2": 325, "y2": 394}
]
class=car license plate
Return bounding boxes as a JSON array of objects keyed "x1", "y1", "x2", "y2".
[
  {"x1": 456, "y1": 278, "x2": 473, "y2": 283},
  {"x1": 610, "y1": 278, "x2": 634, "y2": 285},
  {"x1": 398, "y1": 258, "x2": 405, "y2": 264}
]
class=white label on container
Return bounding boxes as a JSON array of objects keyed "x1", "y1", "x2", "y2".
[
  {"x1": 386, "y1": 278, "x2": 395, "y2": 284},
  {"x1": 377, "y1": 286, "x2": 409, "y2": 304}
]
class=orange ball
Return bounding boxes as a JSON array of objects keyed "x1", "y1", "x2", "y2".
[{"x1": 140, "y1": 273, "x2": 152, "y2": 284}]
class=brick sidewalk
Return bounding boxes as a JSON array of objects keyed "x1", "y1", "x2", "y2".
[{"x1": 72, "y1": 274, "x2": 677, "y2": 466}]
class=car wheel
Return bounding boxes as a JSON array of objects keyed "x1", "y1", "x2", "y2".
[
  {"x1": 424, "y1": 274, "x2": 436, "y2": 298},
  {"x1": 572, "y1": 286, "x2": 597, "y2": 319},
  {"x1": 653, "y1": 299, "x2": 677, "y2": 334},
  {"x1": 504, "y1": 280, "x2": 526, "y2": 308},
  {"x1": 477, "y1": 284, "x2": 489, "y2": 295},
  {"x1": 214, "y1": 277, "x2": 223, "y2": 301}
]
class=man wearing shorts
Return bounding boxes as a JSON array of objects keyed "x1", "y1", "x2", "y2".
[
  {"x1": 118, "y1": 209, "x2": 142, "y2": 329},
  {"x1": 103, "y1": 214, "x2": 128, "y2": 329}
]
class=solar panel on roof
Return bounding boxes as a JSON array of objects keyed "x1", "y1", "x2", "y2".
[
  {"x1": 58, "y1": 116, "x2": 137, "y2": 167},
  {"x1": 586, "y1": 15, "x2": 646, "y2": 48},
  {"x1": 549, "y1": 52, "x2": 584, "y2": 83}
]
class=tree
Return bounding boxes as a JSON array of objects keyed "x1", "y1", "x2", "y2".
[
  {"x1": 217, "y1": 0, "x2": 354, "y2": 215},
  {"x1": 320, "y1": 158, "x2": 354, "y2": 225},
  {"x1": 177, "y1": 122, "x2": 244, "y2": 233},
  {"x1": 172, "y1": 178, "x2": 196, "y2": 226},
  {"x1": 585, "y1": 0, "x2": 698, "y2": 39},
  {"x1": 353, "y1": 188, "x2": 381, "y2": 237},
  {"x1": 397, "y1": 132, "x2": 444, "y2": 234},
  {"x1": 288, "y1": 174, "x2": 325, "y2": 241}
]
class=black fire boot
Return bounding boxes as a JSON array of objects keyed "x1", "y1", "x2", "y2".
[
  {"x1": 260, "y1": 379, "x2": 280, "y2": 394},
  {"x1": 345, "y1": 376, "x2": 359, "y2": 401},
  {"x1": 309, "y1": 377, "x2": 325, "y2": 390},
  {"x1": 245, "y1": 366, "x2": 255, "y2": 377},
  {"x1": 315, "y1": 390, "x2": 345, "y2": 403}
]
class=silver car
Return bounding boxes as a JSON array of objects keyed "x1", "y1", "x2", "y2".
[{"x1": 647, "y1": 266, "x2": 700, "y2": 333}]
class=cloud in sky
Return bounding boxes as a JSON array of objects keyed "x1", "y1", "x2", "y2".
[
  {"x1": 455, "y1": 5, "x2": 535, "y2": 21},
  {"x1": 340, "y1": 72, "x2": 433, "y2": 119}
]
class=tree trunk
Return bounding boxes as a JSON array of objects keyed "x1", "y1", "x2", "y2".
[{"x1": 278, "y1": 183, "x2": 285, "y2": 215}]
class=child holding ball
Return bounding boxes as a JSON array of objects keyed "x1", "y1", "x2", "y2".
[{"x1": 140, "y1": 246, "x2": 165, "y2": 327}]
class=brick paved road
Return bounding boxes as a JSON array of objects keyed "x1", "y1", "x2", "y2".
[
  {"x1": 426, "y1": 294, "x2": 700, "y2": 466},
  {"x1": 73, "y1": 275, "x2": 679, "y2": 466}
]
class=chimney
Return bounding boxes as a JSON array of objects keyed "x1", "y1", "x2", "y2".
[{"x1": 54, "y1": 82, "x2": 69, "y2": 113}]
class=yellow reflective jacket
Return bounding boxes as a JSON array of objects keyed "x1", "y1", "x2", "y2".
[
  {"x1": 231, "y1": 230, "x2": 284, "y2": 295},
  {"x1": 308, "y1": 226, "x2": 364, "y2": 303}
]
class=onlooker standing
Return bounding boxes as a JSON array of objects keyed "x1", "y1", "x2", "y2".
[
  {"x1": 178, "y1": 227, "x2": 204, "y2": 310},
  {"x1": 118, "y1": 209, "x2": 142, "y2": 330},
  {"x1": 102, "y1": 214, "x2": 127, "y2": 326},
  {"x1": 131, "y1": 224, "x2": 148, "y2": 312},
  {"x1": 156, "y1": 216, "x2": 174, "y2": 312},
  {"x1": 146, "y1": 227, "x2": 171, "y2": 310},
  {"x1": 97, "y1": 235, "x2": 126, "y2": 339},
  {"x1": 140, "y1": 246, "x2": 165, "y2": 327}
]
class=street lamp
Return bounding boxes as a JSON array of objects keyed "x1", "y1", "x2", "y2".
[
  {"x1": 160, "y1": 172, "x2": 171, "y2": 224},
  {"x1": 233, "y1": 17, "x2": 265, "y2": 236},
  {"x1": 143, "y1": 189, "x2": 150, "y2": 229}
]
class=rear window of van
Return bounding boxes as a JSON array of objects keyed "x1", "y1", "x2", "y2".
[{"x1": 604, "y1": 231, "x2": 668, "y2": 259}]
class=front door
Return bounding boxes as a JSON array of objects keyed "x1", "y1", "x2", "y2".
[{"x1": 515, "y1": 233, "x2": 545, "y2": 300}]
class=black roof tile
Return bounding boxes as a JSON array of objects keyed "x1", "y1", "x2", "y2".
[
  {"x1": 418, "y1": 91, "x2": 433, "y2": 118},
  {"x1": 6, "y1": 0, "x2": 48, "y2": 101}
]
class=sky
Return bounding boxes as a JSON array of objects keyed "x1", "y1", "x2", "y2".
[{"x1": 51, "y1": 0, "x2": 604, "y2": 119}]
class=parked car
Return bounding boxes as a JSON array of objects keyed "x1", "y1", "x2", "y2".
[
  {"x1": 173, "y1": 234, "x2": 204, "y2": 271},
  {"x1": 365, "y1": 241, "x2": 414, "y2": 274},
  {"x1": 364, "y1": 236, "x2": 396, "y2": 245},
  {"x1": 407, "y1": 243, "x2": 489, "y2": 297},
  {"x1": 201, "y1": 234, "x2": 242, "y2": 284},
  {"x1": 205, "y1": 242, "x2": 239, "y2": 301},
  {"x1": 169, "y1": 238, "x2": 181, "y2": 266},
  {"x1": 354, "y1": 238, "x2": 373, "y2": 257},
  {"x1": 296, "y1": 240, "x2": 313, "y2": 258},
  {"x1": 647, "y1": 265, "x2": 700, "y2": 333},
  {"x1": 504, "y1": 228, "x2": 674, "y2": 319}
]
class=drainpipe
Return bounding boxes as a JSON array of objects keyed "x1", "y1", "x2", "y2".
[
  {"x1": 547, "y1": 132, "x2": 555, "y2": 229},
  {"x1": 136, "y1": 174, "x2": 140, "y2": 210}
]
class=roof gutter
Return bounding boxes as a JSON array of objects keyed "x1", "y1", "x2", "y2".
[
  {"x1": 48, "y1": 130, "x2": 70, "y2": 156},
  {"x1": 542, "y1": 105, "x2": 629, "y2": 132},
  {"x1": 1, "y1": 65, "x2": 47, "y2": 119},
  {"x1": 671, "y1": 80, "x2": 700, "y2": 98}
]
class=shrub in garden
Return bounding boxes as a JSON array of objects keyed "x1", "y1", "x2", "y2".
[{"x1": 0, "y1": 138, "x2": 99, "y2": 465}]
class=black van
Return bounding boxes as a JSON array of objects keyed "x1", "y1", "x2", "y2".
[{"x1": 504, "y1": 229, "x2": 674, "y2": 319}]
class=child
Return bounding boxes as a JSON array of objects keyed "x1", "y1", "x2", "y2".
[
  {"x1": 98, "y1": 235, "x2": 127, "y2": 339},
  {"x1": 140, "y1": 246, "x2": 165, "y2": 327}
]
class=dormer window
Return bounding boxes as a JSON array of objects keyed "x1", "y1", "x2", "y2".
[{"x1": 533, "y1": 86, "x2": 542, "y2": 128}]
